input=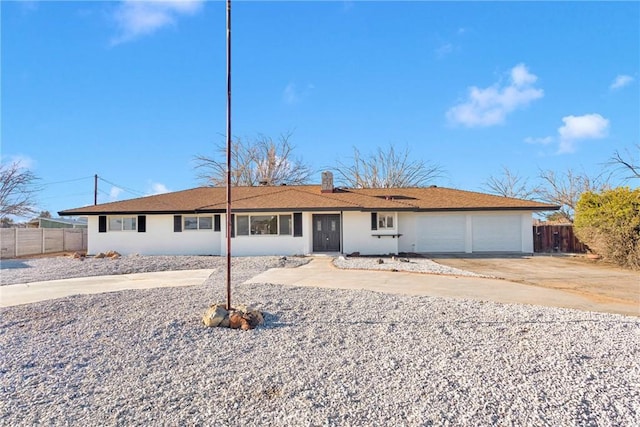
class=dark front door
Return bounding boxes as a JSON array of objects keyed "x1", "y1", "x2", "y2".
[{"x1": 312, "y1": 214, "x2": 341, "y2": 252}]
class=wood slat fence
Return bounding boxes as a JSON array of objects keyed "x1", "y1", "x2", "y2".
[
  {"x1": 533, "y1": 225, "x2": 587, "y2": 254},
  {"x1": 0, "y1": 228, "x2": 87, "y2": 258}
]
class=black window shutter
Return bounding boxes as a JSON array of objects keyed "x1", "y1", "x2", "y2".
[
  {"x1": 230, "y1": 214, "x2": 235, "y2": 237},
  {"x1": 174, "y1": 215, "x2": 182, "y2": 232},
  {"x1": 371, "y1": 212, "x2": 378, "y2": 230},
  {"x1": 293, "y1": 212, "x2": 303, "y2": 237},
  {"x1": 98, "y1": 215, "x2": 107, "y2": 233},
  {"x1": 138, "y1": 215, "x2": 146, "y2": 233},
  {"x1": 214, "y1": 214, "x2": 221, "y2": 232}
]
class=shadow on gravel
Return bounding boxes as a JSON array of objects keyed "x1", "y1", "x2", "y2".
[
  {"x1": 0, "y1": 260, "x2": 32, "y2": 269},
  {"x1": 260, "y1": 311, "x2": 290, "y2": 329}
]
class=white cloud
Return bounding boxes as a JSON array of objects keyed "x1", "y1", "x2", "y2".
[
  {"x1": 2, "y1": 154, "x2": 36, "y2": 169},
  {"x1": 435, "y1": 42, "x2": 453, "y2": 58},
  {"x1": 109, "y1": 186, "x2": 123, "y2": 200},
  {"x1": 557, "y1": 113, "x2": 610, "y2": 153},
  {"x1": 111, "y1": 0, "x2": 203, "y2": 45},
  {"x1": 446, "y1": 63, "x2": 544, "y2": 127},
  {"x1": 283, "y1": 82, "x2": 314, "y2": 105},
  {"x1": 524, "y1": 136, "x2": 553, "y2": 145},
  {"x1": 147, "y1": 182, "x2": 170, "y2": 195},
  {"x1": 609, "y1": 74, "x2": 634, "y2": 90}
]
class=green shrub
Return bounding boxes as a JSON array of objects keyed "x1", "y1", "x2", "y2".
[{"x1": 574, "y1": 187, "x2": 640, "y2": 269}]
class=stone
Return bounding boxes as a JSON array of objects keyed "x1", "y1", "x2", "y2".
[
  {"x1": 95, "y1": 252, "x2": 106, "y2": 259},
  {"x1": 229, "y1": 312, "x2": 244, "y2": 329},
  {"x1": 105, "y1": 250, "x2": 121, "y2": 259},
  {"x1": 202, "y1": 304, "x2": 228, "y2": 327},
  {"x1": 348, "y1": 251, "x2": 360, "y2": 257},
  {"x1": 377, "y1": 258, "x2": 384, "y2": 264}
]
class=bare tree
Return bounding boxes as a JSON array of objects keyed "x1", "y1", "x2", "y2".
[
  {"x1": 332, "y1": 145, "x2": 444, "y2": 188},
  {"x1": 608, "y1": 144, "x2": 640, "y2": 180},
  {"x1": 534, "y1": 168, "x2": 611, "y2": 222},
  {"x1": 483, "y1": 166, "x2": 535, "y2": 199},
  {"x1": 194, "y1": 133, "x2": 313, "y2": 186},
  {"x1": 0, "y1": 161, "x2": 40, "y2": 219}
]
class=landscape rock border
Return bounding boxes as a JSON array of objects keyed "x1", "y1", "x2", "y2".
[{"x1": 202, "y1": 303, "x2": 264, "y2": 330}]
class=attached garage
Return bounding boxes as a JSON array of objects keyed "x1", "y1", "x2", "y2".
[
  {"x1": 472, "y1": 214, "x2": 522, "y2": 252},
  {"x1": 416, "y1": 214, "x2": 466, "y2": 252}
]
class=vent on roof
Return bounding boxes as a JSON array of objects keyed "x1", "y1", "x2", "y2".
[{"x1": 374, "y1": 195, "x2": 417, "y2": 201}]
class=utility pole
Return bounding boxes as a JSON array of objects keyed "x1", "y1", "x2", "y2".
[
  {"x1": 225, "y1": 0, "x2": 232, "y2": 311},
  {"x1": 94, "y1": 174, "x2": 98, "y2": 205}
]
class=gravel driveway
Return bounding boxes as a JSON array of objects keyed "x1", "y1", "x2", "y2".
[{"x1": 1, "y1": 255, "x2": 638, "y2": 425}]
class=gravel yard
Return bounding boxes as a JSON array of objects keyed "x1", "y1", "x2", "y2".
[
  {"x1": 1, "y1": 255, "x2": 639, "y2": 426},
  {"x1": 333, "y1": 255, "x2": 493, "y2": 277}
]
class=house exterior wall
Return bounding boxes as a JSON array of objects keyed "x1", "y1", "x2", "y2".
[
  {"x1": 342, "y1": 211, "x2": 399, "y2": 255},
  {"x1": 86, "y1": 210, "x2": 535, "y2": 256},
  {"x1": 87, "y1": 215, "x2": 221, "y2": 256},
  {"x1": 220, "y1": 212, "x2": 310, "y2": 256},
  {"x1": 398, "y1": 211, "x2": 534, "y2": 254}
]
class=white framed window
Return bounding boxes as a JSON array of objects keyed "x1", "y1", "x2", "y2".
[
  {"x1": 109, "y1": 216, "x2": 137, "y2": 231},
  {"x1": 377, "y1": 213, "x2": 395, "y2": 230},
  {"x1": 184, "y1": 216, "x2": 213, "y2": 231},
  {"x1": 236, "y1": 214, "x2": 292, "y2": 236}
]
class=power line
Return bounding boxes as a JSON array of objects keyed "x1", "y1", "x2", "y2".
[
  {"x1": 97, "y1": 176, "x2": 145, "y2": 197},
  {"x1": 40, "y1": 176, "x2": 94, "y2": 187}
]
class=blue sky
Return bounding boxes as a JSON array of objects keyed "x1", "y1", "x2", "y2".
[{"x1": 2, "y1": 1, "x2": 638, "y2": 218}]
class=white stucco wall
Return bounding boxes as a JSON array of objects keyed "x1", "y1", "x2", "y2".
[
  {"x1": 398, "y1": 211, "x2": 534, "y2": 254},
  {"x1": 86, "y1": 210, "x2": 535, "y2": 256},
  {"x1": 87, "y1": 215, "x2": 221, "y2": 256},
  {"x1": 220, "y1": 212, "x2": 309, "y2": 256},
  {"x1": 342, "y1": 211, "x2": 399, "y2": 255}
]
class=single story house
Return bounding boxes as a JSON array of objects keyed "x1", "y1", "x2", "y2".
[{"x1": 58, "y1": 173, "x2": 558, "y2": 256}]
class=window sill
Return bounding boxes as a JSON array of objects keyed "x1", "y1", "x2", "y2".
[{"x1": 371, "y1": 233, "x2": 402, "y2": 239}]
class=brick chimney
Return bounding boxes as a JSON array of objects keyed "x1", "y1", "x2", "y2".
[{"x1": 321, "y1": 171, "x2": 334, "y2": 193}]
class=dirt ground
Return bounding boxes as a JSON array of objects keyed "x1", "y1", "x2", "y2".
[{"x1": 433, "y1": 254, "x2": 639, "y2": 313}]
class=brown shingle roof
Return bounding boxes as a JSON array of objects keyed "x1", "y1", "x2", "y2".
[{"x1": 58, "y1": 185, "x2": 559, "y2": 215}]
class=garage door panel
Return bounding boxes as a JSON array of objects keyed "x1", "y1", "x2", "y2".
[
  {"x1": 416, "y1": 215, "x2": 465, "y2": 252},
  {"x1": 472, "y1": 215, "x2": 521, "y2": 252}
]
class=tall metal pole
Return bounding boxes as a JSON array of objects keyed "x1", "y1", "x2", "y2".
[
  {"x1": 225, "y1": 0, "x2": 232, "y2": 311},
  {"x1": 94, "y1": 174, "x2": 98, "y2": 205}
]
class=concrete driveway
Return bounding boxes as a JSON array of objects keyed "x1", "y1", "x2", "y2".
[
  {"x1": 432, "y1": 254, "x2": 639, "y2": 311},
  {"x1": 245, "y1": 257, "x2": 639, "y2": 317}
]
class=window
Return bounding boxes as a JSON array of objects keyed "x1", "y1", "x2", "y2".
[
  {"x1": 251, "y1": 215, "x2": 277, "y2": 235},
  {"x1": 377, "y1": 213, "x2": 395, "y2": 230},
  {"x1": 184, "y1": 216, "x2": 214, "y2": 231},
  {"x1": 108, "y1": 216, "x2": 137, "y2": 231},
  {"x1": 279, "y1": 215, "x2": 292, "y2": 235},
  {"x1": 237, "y1": 216, "x2": 249, "y2": 236},
  {"x1": 235, "y1": 214, "x2": 292, "y2": 236}
]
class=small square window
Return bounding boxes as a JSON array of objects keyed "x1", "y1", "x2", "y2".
[
  {"x1": 184, "y1": 217, "x2": 198, "y2": 230},
  {"x1": 199, "y1": 217, "x2": 213, "y2": 230},
  {"x1": 377, "y1": 213, "x2": 395, "y2": 230},
  {"x1": 109, "y1": 217, "x2": 122, "y2": 231}
]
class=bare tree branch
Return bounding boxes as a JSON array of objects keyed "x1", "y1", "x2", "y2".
[
  {"x1": 332, "y1": 145, "x2": 444, "y2": 188},
  {"x1": 534, "y1": 168, "x2": 611, "y2": 222},
  {"x1": 607, "y1": 144, "x2": 640, "y2": 180},
  {"x1": 482, "y1": 166, "x2": 535, "y2": 199},
  {"x1": 194, "y1": 132, "x2": 313, "y2": 186},
  {"x1": 0, "y1": 161, "x2": 40, "y2": 219}
]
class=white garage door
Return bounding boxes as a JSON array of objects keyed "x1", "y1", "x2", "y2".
[
  {"x1": 416, "y1": 215, "x2": 466, "y2": 252},
  {"x1": 472, "y1": 215, "x2": 521, "y2": 252}
]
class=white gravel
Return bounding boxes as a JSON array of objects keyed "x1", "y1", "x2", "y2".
[
  {"x1": 333, "y1": 255, "x2": 493, "y2": 277},
  {"x1": 1, "y1": 256, "x2": 639, "y2": 426}
]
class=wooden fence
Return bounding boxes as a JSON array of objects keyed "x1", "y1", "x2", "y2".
[
  {"x1": 0, "y1": 228, "x2": 87, "y2": 258},
  {"x1": 533, "y1": 225, "x2": 587, "y2": 254}
]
